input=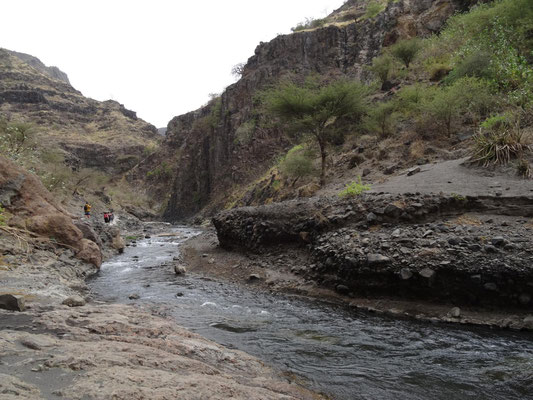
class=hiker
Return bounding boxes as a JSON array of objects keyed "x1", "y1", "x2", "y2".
[
  {"x1": 108, "y1": 210, "x2": 114, "y2": 223},
  {"x1": 104, "y1": 212, "x2": 110, "y2": 223},
  {"x1": 83, "y1": 202, "x2": 91, "y2": 218}
]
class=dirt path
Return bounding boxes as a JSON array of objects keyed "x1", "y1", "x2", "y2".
[{"x1": 371, "y1": 158, "x2": 533, "y2": 197}]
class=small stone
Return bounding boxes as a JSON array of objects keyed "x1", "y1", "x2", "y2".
[
  {"x1": 400, "y1": 268, "x2": 412, "y2": 280},
  {"x1": 523, "y1": 316, "x2": 533, "y2": 330},
  {"x1": 384, "y1": 204, "x2": 401, "y2": 217},
  {"x1": 422, "y1": 230, "x2": 433, "y2": 238},
  {"x1": 361, "y1": 238, "x2": 370, "y2": 246},
  {"x1": 299, "y1": 231, "x2": 310, "y2": 242},
  {"x1": 128, "y1": 293, "x2": 140, "y2": 300},
  {"x1": 208, "y1": 258, "x2": 215, "y2": 264},
  {"x1": 367, "y1": 254, "x2": 390, "y2": 265},
  {"x1": 145, "y1": 235, "x2": 151, "y2": 239},
  {"x1": 484, "y1": 245, "x2": 499, "y2": 253},
  {"x1": 504, "y1": 243, "x2": 517, "y2": 251},
  {"x1": 469, "y1": 244, "x2": 482, "y2": 252},
  {"x1": 0, "y1": 294, "x2": 25, "y2": 311},
  {"x1": 491, "y1": 236, "x2": 506, "y2": 246},
  {"x1": 336, "y1": 284, "x2": 350, "y2": 295},
  {"x1": 448, "y1": 237, "x2": 460, "y2": 246},
  {"x1": 366, "y1": 212, "x2": 377, "y2": 223},
  {"x1": 62, "y1": 296, "x2": 86, "y2": 307},
  {"x1": 175, "y1": 292, "x2": 184, "y2": 297},
  {"x1": 419, "y1": 268, "x2": 436, "y2": 279},
  {"x1": 362, "y1": 168, "x2": 371, "y2": 177},
  {"x1": 174, "y1": 265, "x2": 187, "y2": 275},
  {"x1": 201, "y1": 253, "x2": 208, "y2": 258},
  {"x1": 448, "y1": 307, "x2": 461, "y2": 318},
  {"x1": 248, "y1": 274, "x2": 261, "y2": 281},
  {"x1": 391, "y1": 229, "x2": 401, "y2": 238},
  {"x1": 407, "y1": 166, "x2": 421, "y2": 176}
]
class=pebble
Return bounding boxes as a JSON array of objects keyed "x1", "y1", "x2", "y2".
[
  {"x1": 419, "y1": 268, "x2": 435, "y2": 279},
  {"x1": 367, "y1": 254, "x2": 390, "y2": 265},
  {"x1": 448, "y1": 307, "x2": 461, "y2": 318}
]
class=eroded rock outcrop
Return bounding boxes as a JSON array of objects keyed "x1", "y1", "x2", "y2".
[
  {"x1": 0, "y1": 156, "x2": 102, "y2": 267},
  {"x1": 162, "y1": 0, "x2": 473, "y2": 220},
  {"x1": 213, "y1": 193, "x2": 533, "y2": 309}
]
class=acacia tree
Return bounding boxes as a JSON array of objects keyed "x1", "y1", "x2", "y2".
[{"x1": 264, "y1": 79, "x2": 371, "y2": 186}]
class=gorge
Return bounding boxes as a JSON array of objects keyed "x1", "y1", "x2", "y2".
[{"x1": 1, "y1": 0, "x2": 533, "y2": 398}]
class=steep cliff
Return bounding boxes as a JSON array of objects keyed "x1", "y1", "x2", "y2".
[{"x1": 162, "y1": 0, "x2": 470, "y2": 221}]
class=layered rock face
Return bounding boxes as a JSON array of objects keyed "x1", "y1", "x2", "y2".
[
  {"x1": 0, "y1": 48, "x2": 159, "y2": 175},
  {"x1": 213, "y1": 193, "x2": 533, "y2": 309},
  {"x1": 163, "y1": 0, "x2": 468, "y2": 220}
]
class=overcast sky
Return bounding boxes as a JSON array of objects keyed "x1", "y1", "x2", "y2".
[{"x1": 1, "y1": 0, "x2": 345, "y2": 127}]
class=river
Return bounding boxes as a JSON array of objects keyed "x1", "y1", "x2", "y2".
[{"x1": 89, "y1": 227, "x2": 533, "y2": 400}]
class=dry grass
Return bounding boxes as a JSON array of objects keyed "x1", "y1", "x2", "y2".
[{"x1": 447, "y1": 214, "x2": 483, "y2": 226}]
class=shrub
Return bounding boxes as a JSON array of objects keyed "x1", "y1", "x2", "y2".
[
  {"x1": 291, "y1": 18, "x2": 326, "y2": 32},
  {"x1": 363, "y1": 100, "x2": 399, "y2": 137},
  {"x1": 363, "y1": 1, "x2": 386, "y2": 20},
  {"x1": 517, "y1": 158, "x2": 532, "y2": 179},
  {"x1": 469, "y1": 116, "x2": 531, "y2": 166},
  {"x1": 389, "y1": 38, "x2": 422, "y2": 68},
  {"x1": 339, "y1": 176, "x2": 371, "y2": 197},
  {"x1": 369, "y1": 54, "x2": 395, "y2": 84},
  {"x1": 0, "y1": 205, "x2": 6, "y2": 226},
  {"x1": 280, "y1": 145, "x2": 316, "y2": 185},
  {"x1": 234, "y1": 120, "x2": 255, "y2": 145},
  {"x1": 429, "y1": 63, "x2": 452, "y2": 81},
  {"x1": 446, "y1": 51, "x2": 492, "y2": 83},
  {"x1": 396, "y1": 83, "x2": 430, "y2": 114},
  {"x1": 422, "y1": 77, "x2": 496, "y2": 136}
]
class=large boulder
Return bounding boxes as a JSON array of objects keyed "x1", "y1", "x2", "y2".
[
  {"x1": 76, "y1": 239, "x2": 102, "y2": 268},
  {"x1": 26, "y1": 214, "x2": 83, "y2": 248}
]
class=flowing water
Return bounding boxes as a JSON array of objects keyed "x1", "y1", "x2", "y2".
[{"x1": 89, "y1": 227, "x2": 533, "y2": 400}]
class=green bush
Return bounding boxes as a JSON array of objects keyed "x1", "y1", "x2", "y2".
[
  {"x1": 234, "y1": 120, "x2": 256, "y2": 145},
  {"x1": 368, "y1": 54, "x2": 395, "y2": 84},
  {"x1": 422, "y1": 77, "x2": 496, "y2": 136},
  {"x1": 445, "y1": 51, "x2": 492, "y2": 83},
  {"x1": 339, "y1": 176, "x2": 371, "y2": 197},
  {"x1": 0, "y1": 205, "x2": 6, "y2": 226},
  {"x1": 280, "y1": 145, "x2": 316, "y2": 184},
  {"x1": 389, "y1": 38, "x2": 422, "y2": 68},
  {"x1": 363, "y1": 1, "x2": 386, "y2": 20},
  {"x1": 291, "y1": 18, "x2": 327, "y2": 32},
  {"x1": 363, "y1": 100, "x2": 399, "y2": 137}
]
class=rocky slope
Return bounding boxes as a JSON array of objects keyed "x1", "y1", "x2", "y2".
[
  {"x1": 158, "y1": 0, "x2": 472, "y2": 221},
  {"x1": 0, "y1": 48, "x2": 160, "y2": 175}
]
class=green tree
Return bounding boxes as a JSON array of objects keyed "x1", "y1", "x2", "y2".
[
  {"x1": 389, "y1": 38, "x2": 422, "y2": 68},
  {"x1": 264, "y1": 79, "x2": 371, "y2": 186}
]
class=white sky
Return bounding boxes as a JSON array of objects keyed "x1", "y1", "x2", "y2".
[{"x1": 1, "y1": 0, "x2": 345, "y2": 127}]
